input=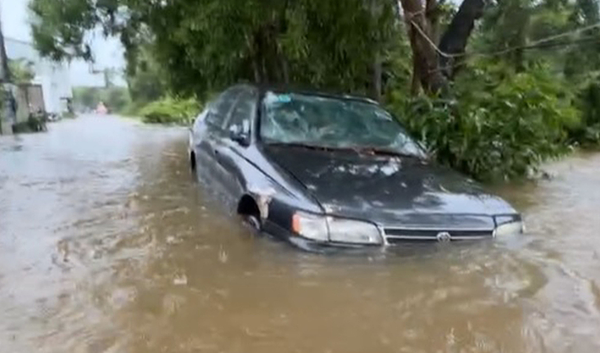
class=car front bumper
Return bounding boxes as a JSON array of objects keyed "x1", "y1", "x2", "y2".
[{"x1": 263, "y1": 218, "x2": 496, "y2": 252}]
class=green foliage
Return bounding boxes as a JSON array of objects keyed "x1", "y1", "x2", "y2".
[
  {"x1": 389, "y1": 62, "x2": 578, "y2": 181},
  {"x1": 29, "y1": 0, "x2": 400, "y2": 98},
  {"x1": 570, "y1": 76, "x2": 600, "y2": 144},
  {"x1": 12, "y1": 115, "x2": 47, "y2": 134},
  {"x1": 120, "y1": 100, "x2": 146, "y2": 118},
  {"x1": 8, "y1": 59, "x2": 35, "y2": 83},
  {"x1": 139, "y1": 97, "x2": 201, "y2": 125},
  {"x1": 476, "y1": 0, "x2": 532, "y2": 70},
  {"x1": 126, "y1": 45, "x2": 166, "y2": 104},
  {"x1": 29, "y1": 0, "x2": 97, "y2": 61},
  {"x1": 475, "y1": 0, "x2": 600, "y2": 80},
  {"x1": 73, "y1": 87, "x2": 98, "y2": 108},
  {"x1": 105, "y1": 87, "x2": 130, "y2": 112},
  {"x1": 73, "y1": 86, "x2": 131, "y2": 113}
]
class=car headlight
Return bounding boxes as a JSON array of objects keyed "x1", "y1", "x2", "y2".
[
  {"x1": 327, "y1": 217, "x2": 383, "y2": 245},
  {"x1": 292, "y1": 212, "x2": 329, "y2": 242},
  {"x1": 292, "y1": 212, "x2": 383, "y2": 245},
  {"x1": 494, "y1": 215, "x2": 524, "y2": 237}
]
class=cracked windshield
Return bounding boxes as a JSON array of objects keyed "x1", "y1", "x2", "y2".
[
  {"x1": 261, "y1": 92, "x2": 425, "y2": 157},
  {"x1": 1, "y1": 0, "x2": 600, "y2": 352}
]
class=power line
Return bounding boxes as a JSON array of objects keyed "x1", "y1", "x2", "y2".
[
  {"x1": 408, "y1": 19, "x2": 462, "y2": 59},
  {"x1": 428, "y1": 36, "x2": 600, "y2": 75},
  {"x1": 517, "y1": 36, "x2": 600, "y2": 51},
  {"x1": 408, "y1": 18, "x2": 600, "y2": 59}
]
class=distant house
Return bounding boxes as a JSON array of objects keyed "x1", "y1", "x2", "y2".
[{"x1": 5, "y1": 37, "x2": 73, "y2": 115}]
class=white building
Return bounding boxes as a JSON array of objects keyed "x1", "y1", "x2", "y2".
[{"x1": 5, "y1": 37, "x2": 73, "y2": 115}]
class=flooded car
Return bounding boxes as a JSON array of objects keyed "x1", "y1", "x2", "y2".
[{"x1": 188, "y1": 84, "x2": 524, "y2": 248}]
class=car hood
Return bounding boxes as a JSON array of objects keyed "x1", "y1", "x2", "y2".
[{"x1": 264, "y1": 145, "x2": 516, "y2": 227}]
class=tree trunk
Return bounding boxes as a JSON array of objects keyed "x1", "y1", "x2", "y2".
[
  {"x1": 280, "y1": 54, "x2": 290, "y2": 85},
  {"x1": 400, "y1": 0, "x2": 447, "y2": 94},
  {"x1": 425, "y1": 0, "x2": 440, "y2": 44},
  {"x1": 437, "y1": 0, "x2": 485, "y2": 78},
  {"x1": 371, "y1": 53, "x2": 383, "y2": 101},
  {"x1": 400, "y1": 0, "x2": 486, "y2": 93},
  {"x1": 0, "y1": 21, "x2": 11, "y2": 82},
  {"x1": 252, "y1": 57, "x2": 261, "y2": 83},
  {"x1": 410, "y1": 55, "x2": 421, "y2": 95}
]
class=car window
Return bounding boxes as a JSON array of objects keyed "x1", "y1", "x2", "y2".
[
  {"x1": 260, "y1": 91, "x2": 426, "y2": 158},
  {"x1": 206, "y1": 87, "x2": 241, "y2": 128},
  {"x1": 192, "y1": 108, "x2": 208, "y2": 134},
  {"x1": 224, "y1": 90, "x2": 256, "y2": 133}
]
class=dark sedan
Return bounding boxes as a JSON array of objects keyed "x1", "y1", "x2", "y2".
[{"x1": 188, "y1": 84, "x2": 524, "y2": 249}]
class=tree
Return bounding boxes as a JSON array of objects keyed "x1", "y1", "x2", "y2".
[
  {"x1": 42, "y1": 0, "x2": 597, "y2": 98},
  {"x1": 73, "y1": 86, "x2": 130, "y2": 112},
  {"x1": 125, "y1": 43, "x2": 165, "y2": 103},
  {"x1": 399, "y1": 0, "x2": 486, "y2": 93},
  {"x1": 104, "y1": 86, "x2": 130, "y2": 112},
  {"x1": 73, "y1": 87, "x2": 98, "y2": 108},
  {"x1": 8, "y1": 59, "x2": 35, "y2": 84},
  {"x1": 471, "y1": 0, "x2": 600, "y2": 80},
  {"x1": 437, "y1": 0, "x2": 485, "y2": 78},
  {"x1": 27, "y1": 0, "x2": 403, "y2": 98}
]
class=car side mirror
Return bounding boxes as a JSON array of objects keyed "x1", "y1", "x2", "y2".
[{"x1": 229, "y1": 125, "x2": 250, "y2": 147}]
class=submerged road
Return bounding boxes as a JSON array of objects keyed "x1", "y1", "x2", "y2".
[{"x1": 1, "y1": 115, "x2": 600, "y2": 352}]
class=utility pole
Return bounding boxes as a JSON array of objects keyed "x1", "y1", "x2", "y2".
[
  {"x1": 0, "y1": 2, "x2": 10, "y2": 82},
  {"x1": 0, "y1": 2, "x2": 15, "y2": 134}
]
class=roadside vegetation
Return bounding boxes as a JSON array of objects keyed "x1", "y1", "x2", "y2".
[
  {"x1": 72, "y1": 86, "x2": 201, "y2": 125},
  {"x1": 73, "y1": 86, "x2": 131, "y2": 113},
  {"x1": 32, "y1": 0, "x2": 600, "y2": 181},
  {"x1": 138, "y1": 97, "x2": 201, "y2": 125},
  {"x1": 8, "y1": 59, "x2": 36, "y2": 84}
]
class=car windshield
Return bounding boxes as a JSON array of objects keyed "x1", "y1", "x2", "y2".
[{"x1": 260, "y1": 92, "x2": 426, "y2": 158}]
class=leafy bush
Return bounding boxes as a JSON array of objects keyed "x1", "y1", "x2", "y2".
[
  {"x1": 388, "y1": 63, "x2": 579, "y2": 181},
  {"x1": 105, "y1": 87, "x2": 131, "y2": 113},
  {"x1": 12, "y1": 115, "x2": 47, "y2": 133},
  {"x1": 570, "y1": 77, "x2": 600, "y2": 145},
  {"x1": 73, "y1": 86, "x2": 131, "y2": 113},
  {"x1": 8, "y1": 59, "x2": 36, "y2": 83},
  {"x1": 120, "y1": 100, "x2": 146, "y2": 118},
  {"x1": 139, "y1": 97, "x2": 201, "y2": 125}
]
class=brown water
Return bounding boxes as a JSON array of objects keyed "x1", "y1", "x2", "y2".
[{"x1": 1, "y1": 115, "x2": 599, "y2": 353}]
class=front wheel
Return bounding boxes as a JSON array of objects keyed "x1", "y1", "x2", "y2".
[
  {"x1": 243, "y1": 214, "x2": 262, "y2": 233},
  {"x1": 189, "y1": 151, "x2": 197, "y2": 172}
]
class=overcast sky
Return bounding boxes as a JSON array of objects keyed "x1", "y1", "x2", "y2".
[{"x1": 1, "y1": 0, "x2": 126, "y2": 87}]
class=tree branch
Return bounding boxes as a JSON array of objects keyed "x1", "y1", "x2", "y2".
[{"x1": 438, "y1": 0, "x2": 486, "y2": 78}]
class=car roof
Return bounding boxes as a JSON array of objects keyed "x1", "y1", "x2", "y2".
[{"x1": 233, "y1": 83, "x2": 379, "y2": 106}]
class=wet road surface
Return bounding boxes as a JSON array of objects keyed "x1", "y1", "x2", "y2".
[{"x1": 1, "y1": 115, "x2": 599, "y2": 353}]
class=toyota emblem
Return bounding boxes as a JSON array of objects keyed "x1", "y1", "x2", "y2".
[{"x1": 436, "y1": 232, "x2": 452, "y2": 242}]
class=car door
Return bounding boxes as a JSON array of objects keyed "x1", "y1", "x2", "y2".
[
  {"x1": 193, "y1": 87, "x2": 241, "y2": 181},
  {"x1": 214, "y1": 87, "x2": 258, "y2": 197}
]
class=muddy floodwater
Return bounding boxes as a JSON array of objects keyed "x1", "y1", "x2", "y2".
[{"x1": 1, "y1": 115, "x2": 600, "y2": 353}]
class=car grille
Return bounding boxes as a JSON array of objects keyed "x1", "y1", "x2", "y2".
[{"x1": 383, "y1": 228, "x2": 494, "y2": 243}]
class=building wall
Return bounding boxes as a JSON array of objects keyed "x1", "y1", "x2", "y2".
[{"x1": 5, "y1": 37, "x2": 73, "y2": 115}]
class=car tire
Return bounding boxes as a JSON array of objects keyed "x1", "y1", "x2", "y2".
[
  {"x1": 189, "y1": 151, "x2": 196, "y2": 172},
  {"x1": 244, "y1": 214, "x2": 262, "y2": 233}
]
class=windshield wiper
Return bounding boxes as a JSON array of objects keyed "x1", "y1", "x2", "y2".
[
  {"x1": 266, "y1": 142, "x2": 354, "y2": 152},
  {"x1": 266, "y1": 142, "x2": 424, "y2": 159},
  {"x1": 353, "y1": 146, "x2": 424, "y2": 160}
]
